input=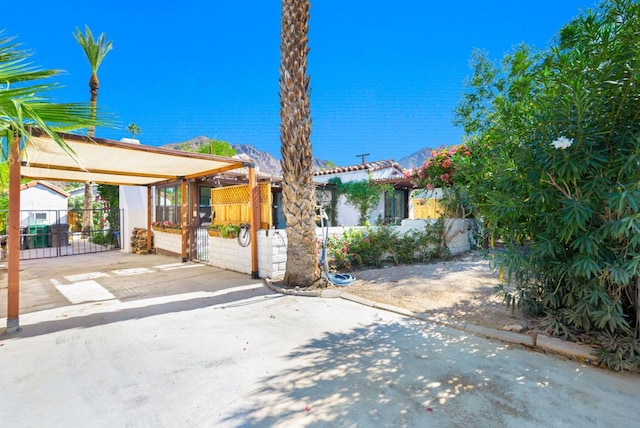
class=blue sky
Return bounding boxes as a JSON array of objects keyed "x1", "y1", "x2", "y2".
[{"x1": 5, "y1": 0, "x2": 597, "y2": 166}]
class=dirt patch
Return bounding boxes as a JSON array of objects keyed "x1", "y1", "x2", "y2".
[{"x1": 341, "y1": 251, "x2": 533, "y2": 331}]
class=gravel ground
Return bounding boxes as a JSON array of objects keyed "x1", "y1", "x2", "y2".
[{"x1": 342, "y1": 251, "x2": 533, "y2": 331}]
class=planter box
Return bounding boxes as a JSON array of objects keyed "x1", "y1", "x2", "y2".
[{"x1": 153, "y1": 227, "x2": 181, "y2": 234}]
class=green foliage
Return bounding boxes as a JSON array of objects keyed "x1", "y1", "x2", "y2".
[
  {"x1": 73, "y1": 25, "x2": 112, "y2": 73},
  {"x1": 89, "y1": 230, "x2": 118, "y2": 246},
  {"x1": 329, "y1": 177, "x2": 392, "y2": 226},
  {"x1": 454, "y1": 0, "x2": 640, "y2": 370},
  {"x1": 407, "y1": 145, "x2": 472, "y2": 190},
  {"x1": 126, "y1": 123, "x2": 141, "y2": 138},
  {"x1": 68, "y1": 196, "x2": 84, "y2": 211},
  {"x1": 1, "y1": 32, "x2": 109, "y2": 151},
  {"x1": 220, "y1": 223, "x2": 240, "y2": 238},
  {"x1": 323, "y1": 222, "x2": 449, "y2": 271},
  {"x1": 97, "y1": 184, "x2": 119, "y2": 236},
  {"x1": 195, "y1": 139, "x2": 236, "y2": 157}
]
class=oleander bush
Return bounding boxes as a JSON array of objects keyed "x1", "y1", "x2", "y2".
[{"x1": 454, "y1": 0, "x2": 640, "y2": 370}]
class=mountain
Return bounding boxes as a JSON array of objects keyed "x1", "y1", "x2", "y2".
[
  {"x1": 397, "y1": 147, "x2": 435, "y2": 170},
  {"x1": 161, "y1": 137, "x2": 280, "y2": 175},
  {"x1": 232, "y1": 144, "x2": 282, "y2": 176},
  {"x1": 163, "y1": 136, "x2": 328, "y2": 176},
  {"x1": 163, "y1": 136, "x2": 434, "y2": 175}
]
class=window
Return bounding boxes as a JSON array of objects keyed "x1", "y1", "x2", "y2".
[
  {"x1": 198, "y1": 186, "x2": 212, "y2": 225},
  {"x1": 155, "y1": 184, "x2": 182, "y2": 224},
  {"x1": 384, "y1": 189, "x2": 406, "y2": 225}
]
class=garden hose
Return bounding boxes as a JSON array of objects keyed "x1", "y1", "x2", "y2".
[
  {"x1": 318, "y1": 207, "x2": 355, "y2": 287},
  {"x1": 237, "y1": 223, "x2": 251, "y2": 247}
]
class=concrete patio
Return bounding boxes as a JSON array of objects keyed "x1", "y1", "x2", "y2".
[{"x1": 1, "y1": 252, "x2": 639, "y2": 427}]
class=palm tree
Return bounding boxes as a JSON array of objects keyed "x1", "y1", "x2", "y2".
[
  {"x1": 1, "y1": 32, "x2": 106, "y2": 331},
  {"x1": 279, "y1": 0, "x2": 321, "y2": 287},
  {"x1": 74, "y1": 25, "x2": 113, "y2": 237},
  {"x1": 126, "y1": 122, "x2": 141, "y2": 138}
]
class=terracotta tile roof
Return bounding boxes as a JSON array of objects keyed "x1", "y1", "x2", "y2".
[{"x1": 314, "y1": 159, "x2": 404, "y2": 176}]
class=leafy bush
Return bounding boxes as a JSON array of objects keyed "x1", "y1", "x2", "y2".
[
  {"x1": 322, "y1": 222, "x2": 450, "y2": 271},
  {"x1": 406, "y1": 145, "x2": 472, "y2": 190},
  {"x1": 90, "y1": 231, "x2": 117, "y2": 246},
  {"x1": 455, "y1": 0, "x2": 640, "y2": 370}
]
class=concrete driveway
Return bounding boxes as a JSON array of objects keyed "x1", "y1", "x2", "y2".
[{"x1": 1, "y1": 252, "x2": 640, "y2": 427}]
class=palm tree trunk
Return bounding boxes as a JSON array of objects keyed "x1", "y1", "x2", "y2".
[
  {"x1": 279, "y1": 0, "x2": 320, "y2": 287},
  {"x1": 82, "y1": 182, "x2": 93, "y2": 238},
  {"x1": 82, "y1": 73, "x2": 98, "y2": 237}
]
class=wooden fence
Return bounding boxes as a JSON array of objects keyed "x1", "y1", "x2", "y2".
[
  {"x1": 211, "y1": 182, "x2": 272, "y2": 228},
  {"x1": 411, "y1": 198, "x2": 444, "y2": 219}
]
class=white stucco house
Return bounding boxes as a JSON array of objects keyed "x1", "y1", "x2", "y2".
[
  {"x1": 313, "y1": 160, "x2": 409, "y2": 226},
  {"x1": 19, "y1": 180, "x2": 69, "y2": 226}
]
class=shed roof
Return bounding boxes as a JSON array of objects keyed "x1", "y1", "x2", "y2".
[
  {"x1": 21, "y1": 129, "x2": 249, "y2": 186},
  {"x1": 19, "y1": 180, "x2": 70, "y2": 198}
]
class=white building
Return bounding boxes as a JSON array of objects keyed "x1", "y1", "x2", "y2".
[
  {"x1": 19, "y1": 181, "x2": 69, "y2": 226},
  {"x1": 313, "y1": 160, "x2": 408, "y2": 226}
]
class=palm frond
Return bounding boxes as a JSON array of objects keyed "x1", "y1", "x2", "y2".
[
  {"x1": 1, "y1": 30, "x2": 115, "y2": 161},
  {"x1": 73, "y1": 25, "x2": 113, "y2": 72}
]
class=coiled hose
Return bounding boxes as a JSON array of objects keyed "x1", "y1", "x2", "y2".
[{"x1": 319, "y1": 207, "x2": 355, "y2": 286}]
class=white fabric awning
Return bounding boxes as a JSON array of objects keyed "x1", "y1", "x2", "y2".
[{"x1": 21, "y1": 129, "x2": 249, "y2": 186}]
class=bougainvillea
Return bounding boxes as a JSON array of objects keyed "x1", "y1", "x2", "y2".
[{"x1": 406, "y1": 145, "x2": 472, "y2": 190}]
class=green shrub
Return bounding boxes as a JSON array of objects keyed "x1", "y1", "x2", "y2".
[
  {"x1": 323, "y1": 222, "x2": 451, "y2": 271},
  {"x1": 454, "y1": 0, "x2": 640, "y2": 370}
]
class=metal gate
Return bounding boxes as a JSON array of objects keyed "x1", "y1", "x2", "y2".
[
  {"x1": 0, "y1": 209, "x2": 123, "y2": 261},
  {"x1": 193, "y1": 226, "x2": 209, "y2": 262}
]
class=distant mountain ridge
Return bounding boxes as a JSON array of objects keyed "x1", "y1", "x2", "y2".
[
  {"x1": 397, "y1": 147, "x2": 435, "y2": 169},
  {"x1": 163, "y1": 136, "x2": 434, "y2": 176}
]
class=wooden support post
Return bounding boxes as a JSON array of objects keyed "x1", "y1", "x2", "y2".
[
  {"x1": 147, "y1": 186, "x2": 153, "y2": 254},
  {"x1": 249, "y1": 166, "x2": 260, "y2": 279},
  {"x1": 6, "y1": 133, "x2": 21, "y2": 333},
  {"x1": 189, "y1": 181, "x2": 199, "y2": 259},
  {"x1": 181, "y1": 179, "x2": 188, "y2": 262}
]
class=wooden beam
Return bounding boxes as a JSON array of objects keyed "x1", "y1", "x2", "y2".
[
  {"x1": 249, "y1": 166, "x2": 260, "y2": 279},
  {"x1": 147, "y1": 186, "x2": 153, "y2": 253},
  {"x1": 23, "y1": 162, "x2": 175, "y2": 180},
  {"x1": 189, "y1": 181, "x2": 199, "y2": 259},
  {"x1": 181, "y1": 179, "x2": 188, "y2": 262},
  {"x1": 6, "y1": 133, "x2": 21, "y2": 333}
]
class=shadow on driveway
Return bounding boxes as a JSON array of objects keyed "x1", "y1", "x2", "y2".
[{"x1": 220, "y1": 316, "x2": 640, "y2": 427}]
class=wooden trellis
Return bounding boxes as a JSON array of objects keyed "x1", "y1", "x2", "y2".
[{"x1": 211, "y1": 182, "x2": 272, "y2": 228}]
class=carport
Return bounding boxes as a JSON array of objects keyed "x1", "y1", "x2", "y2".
[{"x1": 5, "y1": 128, "x2": 261, "y2": 333}]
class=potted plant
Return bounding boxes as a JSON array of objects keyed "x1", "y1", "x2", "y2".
[
  {"x1": 207, "y1": 224, "x2": 221, "y2": 237},
  {"x1": 220, "y1": 223, "x2": 240, "y2": 239},
  {"x1": 151, "y1": 221, "x2": 181, "y2": 233}
]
